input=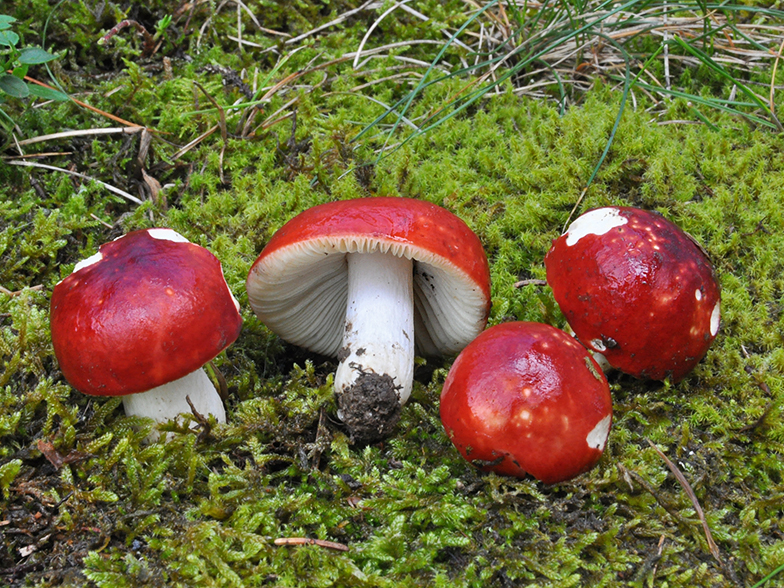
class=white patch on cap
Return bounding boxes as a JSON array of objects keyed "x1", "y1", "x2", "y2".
[
  {"x1": 73, "y1": 252, "x2": 103, "y2": 274},
  {"x1": 565, "y1": 208, "x2": 627, "y2": 246},
  {"x1": 590, "y1": 338, "x2": 607, "y2": 352},
  {"x1": 586, "y1": 414, "x2": 612, "y2": 451},
  {"x1": 147, "y1": 228, "x2": 190, "y2": 243},
  {"x1": 695, "y1": 289, "x2": 703, "y2": 301},
  {"x1": 710, "y1": 301, "x2": 720, "y2": 336}
]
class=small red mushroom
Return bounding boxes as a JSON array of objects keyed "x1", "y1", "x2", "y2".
[
  {"x1": 50, "y1": 228, "x2": 242, "y2": 431},
  {"x1": 544, "y1": 207, "x2": 721, "y2": 382},
  {"x1": 440, "y1": 322, "x2": 612, "y2": 484},
  {"x1": 246, "y1": 197, "x2": 491, "y2": 444}
]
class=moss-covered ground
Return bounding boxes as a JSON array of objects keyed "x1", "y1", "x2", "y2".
[{"x1": 1, "y1": 0, "x2": 784, "y2": 586}]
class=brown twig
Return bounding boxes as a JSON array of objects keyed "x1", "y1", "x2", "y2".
[
  {"x1": 646, "y1": 439, "x2": 721, "y2": 563},
  {"x1": 207, "y1": 360, "x2": 229, "y2": 402},
  {"x1": 5, "y1": 160, "x2": 142, "y2": 204},
  {"x1": 513, "y1": 278, "x2": 547, "y2": 288},
  {"x1": 652, "y1": 535, "x2": 666, "y2": 579},
  {"x1": 273, "y1": 537, "x2": 349, "y2": 552},
  {"x1": 634, "y1": 534, "x2": 666, "y2": 583},
  {"x1": 739, "y1": 359, "x2": 776, "y2": 433},
  {"x1": 0, "y1": 285, "x2": 44, "y2": 297},
  {"x1": 741, "y1": 218, "x2": 771, "y2": 237},
  {"x1": 169, "y1": 124, "x2": 220, "y2": 161},
  {"x1": 307, "y1": 408, "x2": 332, "y2": 470},
  {"x1": 617, "y1": 463, "x2": 687, "y2": 525},
  {"x1": 89, "y1": 214, "x2": 114, "y2": 229},
  {"x1": 15, "y1": 126, "x2": 144, "y2": 148},
  {"x1": 738, "y1": 403, "x2": 775, "y2": 433},
  {"x1": 563, "y1": 187, "x2": 589, "y2": 232},
  {"x1": 1, "y1": 151, "x2": 72, "y2": 159},
  {"x1": 23, "y1": 76, "x2": 143, "y2": 129},
  {"x1": 185, "y1": 395, "x2": 212, "y2": 443},
  {"x1": 98, "y1": 19, "x2": 159, "y2": 57},
  {"x1": 192, "y1": 82, "x2": 228, "y2": 184}
]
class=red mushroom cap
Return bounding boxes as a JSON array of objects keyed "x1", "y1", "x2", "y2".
[
  {"x1": 440, "y1": 322, "x2": 612, "y2": 484},
  {"x1": 544, "y1": 207, "x2": 721, "y2": 382},
  {"x1": 246, "y1": 197, "x2": 491, "y2": 358},
  {"x1": 50, "y1": 228, "x2": 243, "y2": 397}
]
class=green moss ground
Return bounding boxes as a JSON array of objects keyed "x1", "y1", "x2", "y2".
[{"x1": 1, "y1": 1, "x2": 784, "y2": 586}]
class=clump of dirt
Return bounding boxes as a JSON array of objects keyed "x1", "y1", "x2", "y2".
[{"x1": 337, "y1": 371, "x2": 402, "y2": 445}]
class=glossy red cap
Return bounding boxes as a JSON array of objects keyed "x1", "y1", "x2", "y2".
[
  {"x1": 440, "y1": 322, "x2": 612, "y2": 484},
  {"x1": 50, "y1": 229, "x2": 242, "y2": 396},
  {"x1": 246, "y1": 197, "x2": 491, "y2": 358},
  {"x1": 544, "y1": 207, "x2": 721, "y2": 382}
]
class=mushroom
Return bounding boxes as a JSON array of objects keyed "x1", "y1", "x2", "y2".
[
  {"x1": 440, "y1": 321, "x2": 613, "y2": 484},
  {"x1": 544, "y1": 206, "x2": 721, "y2": 382},
  {"x1": 246, "y1": 197, "x2": 491, "y2": 444},
  {"x1": 50, "y1": 228, "x2": 243, "y2": 432}
]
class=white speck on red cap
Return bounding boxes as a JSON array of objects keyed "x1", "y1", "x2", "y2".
[
  {"x1": 590, "y1": 338, "x2": 607, "y2": 352},
  {"x1": 586, "y1": 414, "x2": 612, "y2": 450},
  {"x1": 148, "y1": 228, "x2": 190, "y2": 243},
  {"x1": 710, "y1": 301, "x2": 721, "y2": 336},
  {"x1": 565, "y1": 207, "x2": 627, "y2": 246},
  {"x1": 73, "y1": 251, "x2": 103, "y2": 273}
]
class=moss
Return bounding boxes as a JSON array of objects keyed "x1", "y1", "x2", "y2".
[{"x1": 2, "y1": 0, "x2": 784, "y2": 586}]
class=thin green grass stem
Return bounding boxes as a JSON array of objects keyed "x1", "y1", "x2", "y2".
[
  {"x1": 581, "y1": 32, "x2": 632, "y2": 192},
  {"x1": 354, "y1": 0, "x2": 502, "y2": 151},
  {"x1": 670, "y1": 35, "x2": 783, "y2": 131},
  {"x1": 751, "y1": 563, "x2": 784, "y2": 588},
  {"x1": 357, "y1": 0, "x2": 652, "y2": 160},
  {"x1": 616, "y1": 77, "x2": 778, "y2": 128}
]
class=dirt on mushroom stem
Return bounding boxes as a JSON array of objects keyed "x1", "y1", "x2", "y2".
[{"x1": 336, "y1": 368, "x2": 402, "y2": 445}]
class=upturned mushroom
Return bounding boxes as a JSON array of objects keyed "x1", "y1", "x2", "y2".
[
  {"x1": 544, "y1": 207, "x2": 721, "y2": 382},
  {"x1": 440, "y1": 321, "x2": 613, "y2": 484},
  {"x1": 50, "y1": 228, "x2": 242, "y2": 432},
  {"x1": 246, "y1": 197, "x2": 491, "y2": 444}
]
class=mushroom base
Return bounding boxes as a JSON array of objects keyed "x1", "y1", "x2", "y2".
[
  {"x1": 121, "y1": 368, "x2": 226, "y2": 439},
  {"x1": 337, "y1": 371, "x2": 402, "y2": 445}
]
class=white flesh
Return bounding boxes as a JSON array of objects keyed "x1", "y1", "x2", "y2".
[
  {"x1": 122, "y1": 368, "x2": 226, "y2": 438},
  {"x1": 334, "y1": 252, "x2": 415, "y2": 405}
]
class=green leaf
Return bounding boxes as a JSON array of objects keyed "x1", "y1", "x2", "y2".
[
  {"x1": 0, "y1": 29, "x2": 19, "y2": 47},
  {"x1": 28, "y1": 83, "x2": 69, "y2": 101},
  {"x1": 18, "y1": 47, "x2": 59, "y2": 65},
  {"x1": 0, "y1": 15, "x2": 15, "y2": 31},
  {"x1": 0, "y1": 73, "x2": 29, "y2": 98}
]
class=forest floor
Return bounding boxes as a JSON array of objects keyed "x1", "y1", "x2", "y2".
[{"x1": 1, "y1": 0, "x2": 784, "y2": 586}]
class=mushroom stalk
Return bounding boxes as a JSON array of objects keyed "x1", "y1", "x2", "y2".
[
  {"x1": 122, "y1": 368, "x2": 226, "y2": 434},
  {"x1": 334, "y1": 251, "x2": 414, "y2": 443}
]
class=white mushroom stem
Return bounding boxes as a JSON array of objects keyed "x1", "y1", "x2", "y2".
[
  {"x1": 334, "y1": 251, "x2": 415, "y2": 404},
  {"x1": 589, "y1": 349, "x2": 614, "y2": 373},
  {"x1": 568, "y1": 327, "x2": 614, "y2": 374},
  {"x1": 121, "y1": 368, "x2": 226, "y2": 436}
]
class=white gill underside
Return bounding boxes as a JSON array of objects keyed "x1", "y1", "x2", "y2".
[
  {"x1": 122, "y1": 368, "x2": 226, "y2": 438},
  {"x1": 334, "y1": 252, "x2": 415, "y2": 404},
  {"x1": 246, "y1": 238, "x2": 488, "y2": 358}
]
